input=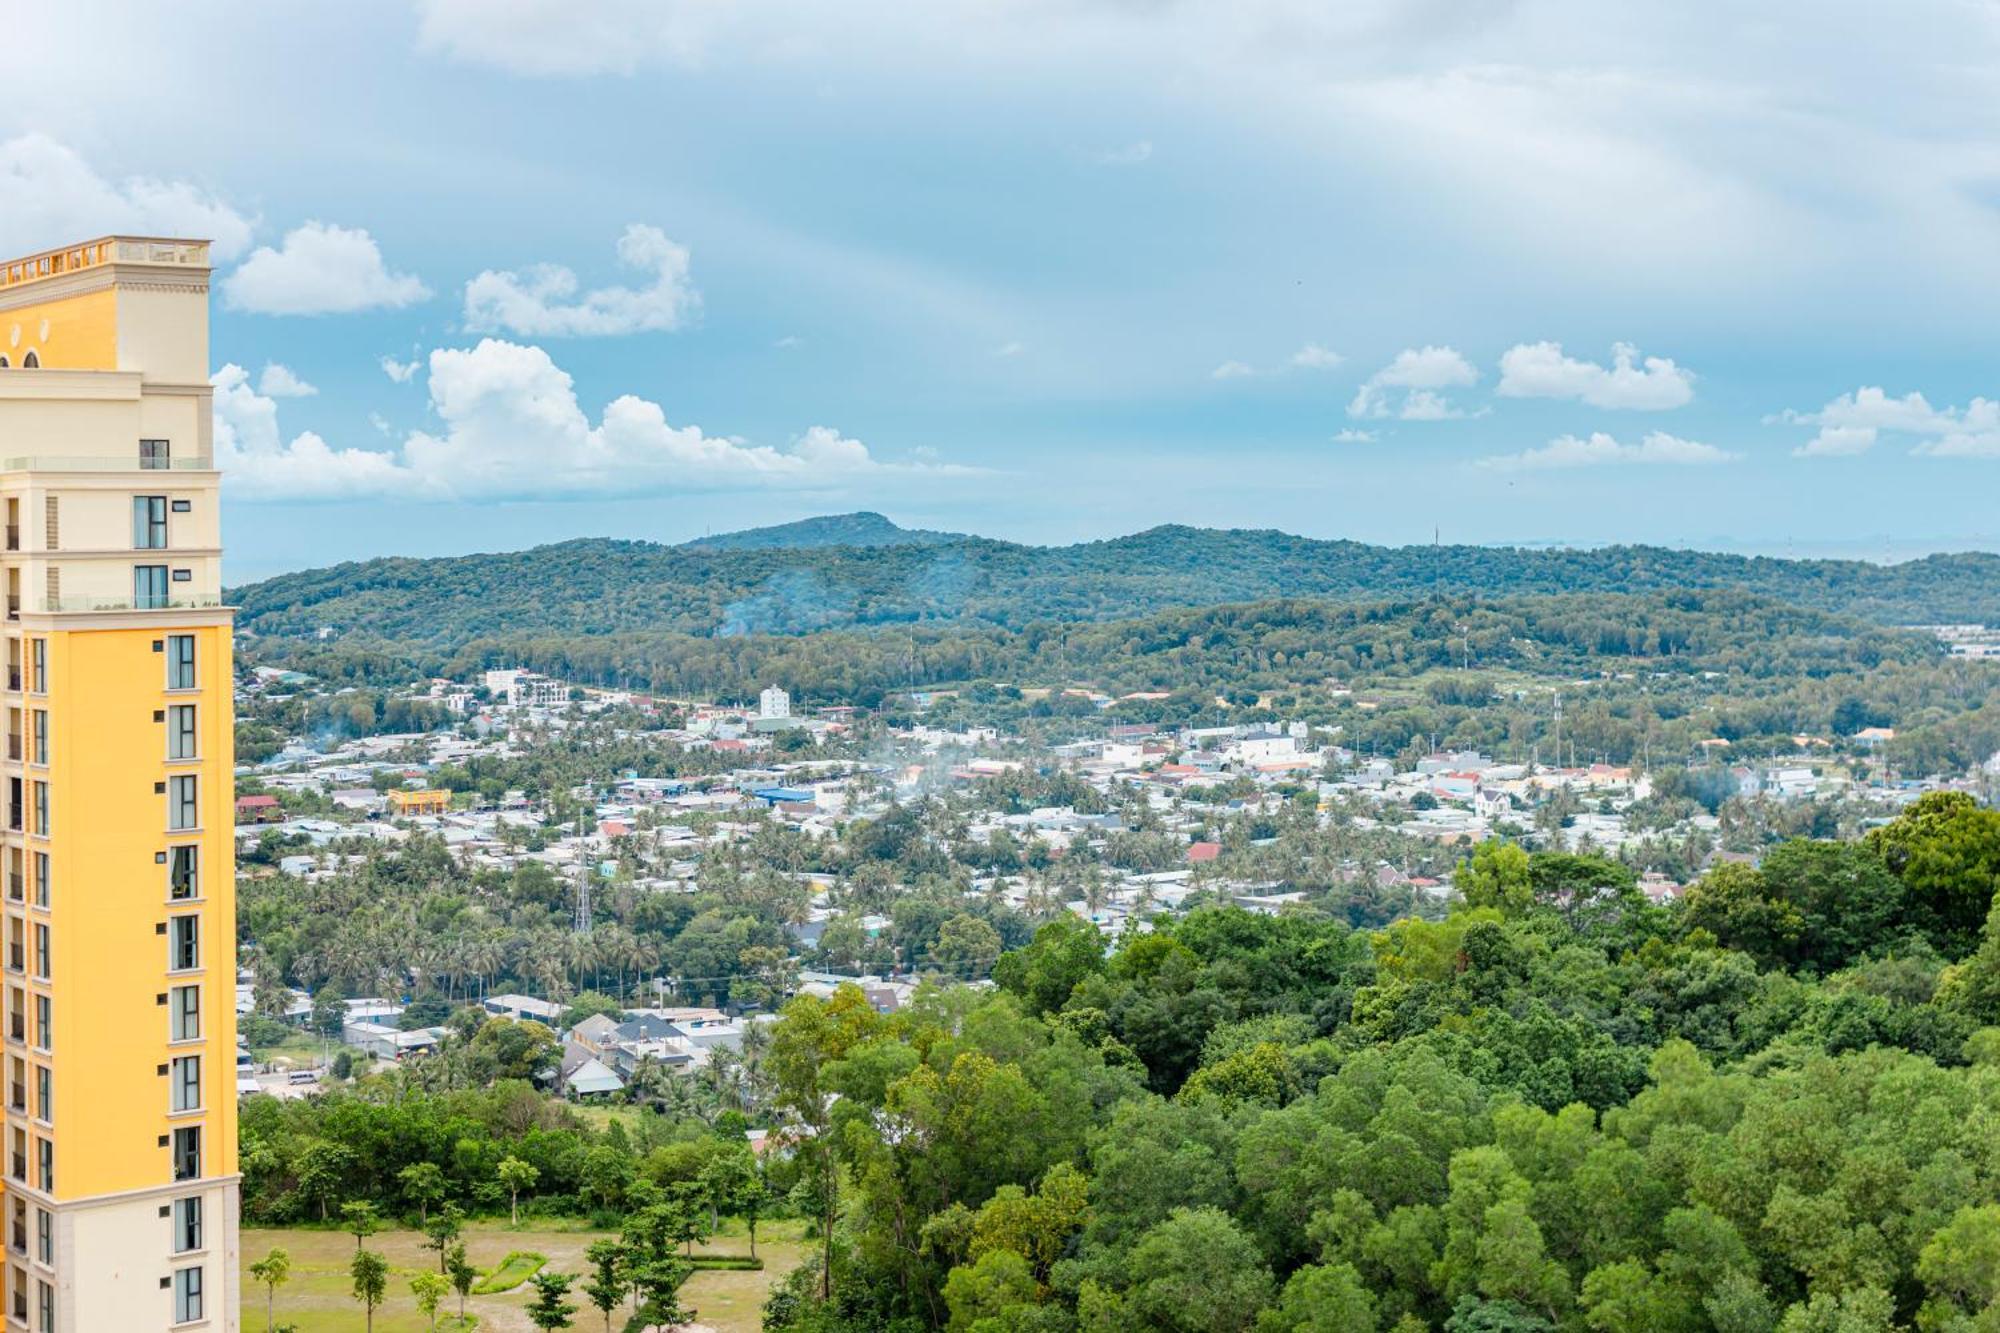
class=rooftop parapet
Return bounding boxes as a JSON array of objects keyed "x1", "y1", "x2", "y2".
[{"x1": 0, "y1": 237, "x2": 211, "y2": 292}]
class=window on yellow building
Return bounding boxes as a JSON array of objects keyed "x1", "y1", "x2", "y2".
[
  {"x1": 170, "y1": 1056, "x2": 200, "y2": 1114},
  {"x1": 171, "y1": 1127, "x2": 201, "y2": 1182},
  {"x1": 166, "y1": 634, "x2": 196, "y2": 690},
  {"x1": 168, "y1": 775, "x2": 197, "y2": 831},
  {"x1": 170, "y1": 986, "x2": 200, "y2": 1042},
  {"x1": 168, "y1": 916, "x2": 198, "y2": 972},
  {"x1": 167, "y1": 705, "x2": 196, "y2": 761},
  {"x1": 169, "y1": 846, "x2": 198, "y2": 900}
]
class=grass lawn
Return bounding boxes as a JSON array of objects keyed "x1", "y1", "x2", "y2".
[
  {"x1": 470, "y1": 1250, "x2": 546, "y2": 1295},
  {"x1": 244, "y1": 1032, "x2": 348, "y2": 1065},
  {"x1": 566, "y1": 1104, "x2": 644, "y2": 1136},
  {"x1": 241, "y1": 1217, "x2": 807, "y2": 1333}
]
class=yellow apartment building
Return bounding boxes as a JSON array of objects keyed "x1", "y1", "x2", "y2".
[{"x1": 0, "y1": 238, "x2": 238, "y2": 1331}]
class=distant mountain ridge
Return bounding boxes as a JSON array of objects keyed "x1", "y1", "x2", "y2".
[
  {"x1": 229, "y1": 520, "x2": 2000, "y2": 653},
  {"x1": 679, "y1": 511, "x2": 965, "y2": 552}
]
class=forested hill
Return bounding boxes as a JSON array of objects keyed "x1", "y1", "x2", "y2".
[
  {"x1": 230, "y1": 524, "x2": 2000, "y2": 650},
  {"x1": 678, "y1": 510, "x2": 965, "y2": 552}
]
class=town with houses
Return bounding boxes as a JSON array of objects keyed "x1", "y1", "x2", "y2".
[{"x1": 230, "y1": 658, "x2": 2000, "y2": 1103}]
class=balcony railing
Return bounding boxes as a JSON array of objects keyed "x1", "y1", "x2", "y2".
[
  {"x1": 0, "y1": 237, "x2": 210, "y2": 291},
  {"x1": 39, "y1": 594, "x2": 221, "y2": 614},
  {"x1": 0, "y1": 455, "x2": 214, "y2": 473}
]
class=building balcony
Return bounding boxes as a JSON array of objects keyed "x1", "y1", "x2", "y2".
[
  {"x1": 0, "y1": 455, "x2": 215, "y2": 474},
  {"x1": 39, "y1": 594, "x2": 222, "y2": 614}
]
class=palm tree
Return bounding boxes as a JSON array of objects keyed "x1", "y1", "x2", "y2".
[
  {"x1": 1023, "y1": 872, "x2": 1061, "y2": 920},
  {"x1": 627, "y1": 1053, "x2": 672, "y2": 1112},
  {"x1": 702, "y1": 1046, "x2": 743, "y2": 1115},
  {"x1": 563, "y1": 932, "x2": 595, "y2": 999},
  {"x1": 1081, "y1": 864, "x2": 1109, "y2": 917},
  {"x1": 1133, "y1": 881, "x2": 1158, "y2": 920},
  {"x1": 630, "y1": 936, "x2": 662, "y2": 1003},
  {"x1": 531, "y1": 937, "x2": 567, "y2": 1001},
  {"x1": 469, "y1": 936, "x2": 506, "y2": 1001},
  {"x1": 736, "y1": 1019, "x2": 773, "y2": 1107}
]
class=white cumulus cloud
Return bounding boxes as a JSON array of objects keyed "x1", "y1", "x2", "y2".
[
  {"x1": 1397, "y1": 390, "x2": 1468, "y2": 421},
  {"x1": 1211, "y1": 360, "x2": 1254, "y2": 380},
  {"x1": 463, "y1": 224, "x2": 697, "y2": 337},
  {"x1": 1478, "y1": 430, "x2": 1735, "y2": 470},
  {"x1": 1783, "y1": 386, "x2": 2000, "y2": 459},
  {"x1": 0, "y1": 134, "x2": 255, "y2": 260},
  {"x1": 379, "y1": 355, "x2": 421, "y2": 383},
  {"x1": 222, "y1": 222, "x2": 431, "y2": 315},
  {"x1": 212, "y1": 365, "x2": 412, "y2": 501},
  {"x1": 1496, "y1": 341, "x2": 1694, "y2": 410},
  {"x1": 1917, "y1": 433, "x2": 2000, "y2": 459},
  {"x1": 214, "y1": 338, "x2": 977, "y2": 503},
  {"x1": 1791, "y1": 387, "x2": 1955, "y2": 434},
  {"x1": 1349, "y1": 345, "x2": 1479, "y2": 419},
  {"x1": 256, "y1": 364, "x2": 316, "y2": 397},
  {"x1": 1332, "y1": 428, "x2": 1376, "y2": 443},
  {"x1": 1290, "y1": 343, "x2": 1344, "y2": 370},
  {"x1": 1794, "y1": 425, "x2": 1876, "y2": 458}
]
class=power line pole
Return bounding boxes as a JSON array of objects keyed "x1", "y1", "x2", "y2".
[{"x1": 1552, "y1": 691, "x2": 1563, "y2": 772}]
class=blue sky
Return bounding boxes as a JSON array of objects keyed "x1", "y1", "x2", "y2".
[{"x1": 6, "y1": 1, "x2": 2000, "y2": 580}]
